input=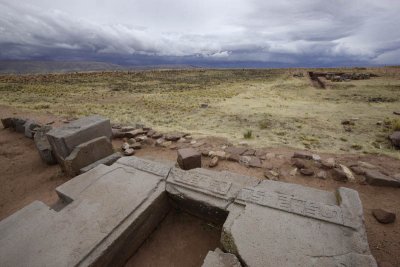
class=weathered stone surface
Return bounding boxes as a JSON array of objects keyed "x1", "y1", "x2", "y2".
[
  {"x1": 292, "y1": 158, "x2": 307, "y2": 169},
  {"x1": 64, "y1": 136, "x2": 114, "y2": 176},
  {"x1": 292, "y1": 151, "x2": 313, "y2": 160},
  {"x1": 364, "y1": 169, "x2": 400, "y2": 187},
  {"x1": 372, "y1": 209, "x2": 396, "y2": 224},
  {"x1": 79, "y1": 152, "x2": 121, "y2": 174},
  {"x1": 24, "y1": 120, "x2": 41, "y2": 139},
  {"x1": 225, "y1": 146, "x2": 247, "y2": 156},
  {"x1": 389, "y1": 131, "x2": 400, "y2": 148},
  {"x1": 165, "y1": 132, "x2": 184, "y2": 141},
  {"x1": 177, "y1": 148, "x2": 201, "y2": 170},
  {"x1": 332, "y1": 167, "x2": 348, "y2": 181},
  {"x1": 34, "y1": 125, "x2": 57, "y2": 165},
  {"x1": 227, "y1": 153, "x2": 240, "y2": 162},
  {"x1": 242, "y1": 149, "x2": 256, "y2": 156},
  {"x1": 0, "y1": 160, "x2": 170, "y2": 267},
  {"x1": 248, "y1": 156, "x2": 262, "y2": 168},
  {"x1": 222, "y1": 180, "x2": 377, "y2": 267},
  {"x1": 351, "y1": 165, "x2": 367, "y2": 175},
  {"x1": 47, "y1": 115, "x2": 112, "y2": 164},
  {"x1": 14, "y1": 118, "x2": 26, "y2": 133},
  {"x1": 264, "y1": 170, "x2": 279, "y2": 180},
  {"x1": 124, "y1": 148, "x2": 135, "y2": 156},
  {"x1": 339, "y1": 164, "x2": 355, "y2": 182},
  {"x1": 317, "y1": 170, "x2": 327, "y2": 179},
  {"x1": 202, "y1": 248, "x2": 242, "y2": 267},
  {"x1": 321, "y1": 157, "x2": 336, "y2": 169},
  {"x1": 209, "y1": 151, "x2": 227, "y2": 159}
]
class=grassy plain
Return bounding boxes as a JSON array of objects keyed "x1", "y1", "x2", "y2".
[{"x1": 0, "y1": 67, "x2": 399, "y2": 157}]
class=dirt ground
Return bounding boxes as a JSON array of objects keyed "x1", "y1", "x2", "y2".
[{"x1": 0, "y1": 106, "x2": 399, "y2": 266}]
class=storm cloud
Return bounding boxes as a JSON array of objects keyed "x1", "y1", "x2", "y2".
[{"x1": 0, "y1": 0, "x2": 399, "y2": 66}]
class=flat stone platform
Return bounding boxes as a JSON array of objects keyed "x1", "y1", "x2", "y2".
[{"x1": 0, "y1": 157, "x2": 377, "y2": 267}]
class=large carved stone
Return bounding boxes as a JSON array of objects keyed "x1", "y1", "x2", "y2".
[
  {"x1": 221, "y1": 180, "x2": 377, "y2": 267},
  {"x1": 46, "y1": 115, "x2": 112, "y2": 164}
]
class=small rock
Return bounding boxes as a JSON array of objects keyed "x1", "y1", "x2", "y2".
[
  {"x1": 125, "y1": 129, "x2": 146, "y2": 138},
  {"x1": 238, "y1": 141, "x2": 248, "y2": 146},
  {"x1": 239, "y1": 155, "x2": 251, "y2": 165},
  {"x1": 312, "y1": 154, "x2": 321, "y2": 161},
  {"x1": 209, "y1": 151, "x2": 226, "y2": 159},
  {"x1": 121, "y1": 142, "x2": 130, "y2": 151},
  {"x1": 321, "y1": 158, "x2": 336, "y2": 169},
  {"x1": 130, "y1": 143, "x2": 142, "y2": 149},
  {"x1": 317, "y1": 171, "x2": 327, "y2": 179},
  {"x1": 242, "y1": 149, "x2": 256, "y2": 156},
  {"x1": 146, "y1": 129, "x2": 155, "y2": 137},
  {"x1": 127, "y1": 138, "x2": 136, "y2": 144},
  {"x1": 209, "y1": 157, "x2": 219, "y2": 168},
  {"x1": 376, "y1": 121, "x2": 383, "y2": 126},
  {"x1": 339, "y1": 164, "x2": 355, "y2": 182},
  {"x1": 200, "y1": 103, "x2": 209, "y2": 108},
  {"x1": 177, "y1": 138, "x2": 186, "y2": 143},
  {"x1": 341, "y1": 120, "x2": 355, "y2": 125},
  {"x1": 248, "y1": 157, "x2": 262, "y2": 168},
  {"x1": 225, "y1": 146, "x2": 247, "y2": 155},
  {"x1": 289, "y1": 168, "x2": 297, "y2": 176},
  {"x1": 264, "y1": 170, "x2": 279, "y2": 180},
  {"x1": 155, "y1": 138, "x2": 165, "y2": 147},
  {"x1": 293, "y1": 151, "x2": 313, "y2": 160},
  {"x1": 192, "y1": 142, "x2": 205, "y2": 148},
  {"x1": 161, "y1": 141, "x2": 172, "y2": 148},
  {"x1": 190, "y1": 140, "x2": 197, "y2": 145},
  {"x1": 292, "y1": 158, "x2": 307, "y2": 169},
  {"x1": 1, "y1": 118, "x2": 14, "y2": 128},
  {"x1": 350, "y1": 166, "x2": 366, "y2": 175},
  {"x1": 152, "y1": 132, "x2": 163, "y2": 139},
  {"x1": 227, "y1": 153, "x2": 240, "y2": 162},
  {"x1": 299, "y1": 168, "x2": 314, "y2": 176},
  {"x1": 165, "y1": 133, "x2": 183, "y2": 141},
  {"x1": 135, "y1": 135, "x2": 148, "y2": 142},
  {"x1": 201, "y1": 150, "x2": 210, "y2": 157},
  {"x1": 372, "y1": 209, "x2": 396, "y2": 224},
  {"x1": 123, "y1": 148, "x2": 135, "y2": 156},
  {"x1": 394, "y1": 111, "x2": 400, "y2": 116},
  {"x1": 121, "y1": 126, "x2": 135, "y2": 132},
  {"x1": 265, "y1": 153, "x2": 275, "y2": 160}
]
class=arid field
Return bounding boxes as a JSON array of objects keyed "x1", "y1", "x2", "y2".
[{"x1": 1, "y1": 67, "x2": 400, "y2": 157}]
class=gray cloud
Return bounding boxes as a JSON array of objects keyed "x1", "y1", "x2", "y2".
[{"x1": 0, "y1": 0, "x2": 399, "y2": 66}]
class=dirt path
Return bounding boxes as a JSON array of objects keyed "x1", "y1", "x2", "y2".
[{"x1": 0, "y1": 106, "x2": 399, "y2": 266}]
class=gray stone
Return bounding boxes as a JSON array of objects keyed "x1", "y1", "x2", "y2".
[
  {"x1": 225, "y1": 146, "x2": 247, "y2": 156},
  {"x1": 339, "y1": 164, "x2": 355, "y2": 182},
  {"x1": 222, "y1": 180, "x2": 377, "y2": 267},
  {"x1": 1, "y1": 117, "x2": 14, "y2": 129},
  {"x1": 321, "y1": 157, "x2": 336, "y2": 169},
  {"x1": 46, "y1": 115, "x2": 112, "y2": 164},
  {"x1": 364, "y1": 169, "x2": 400, "y2": 187},
  {"x1": 292, "y1": 151, "x2": 313, "y2": 160},
  {"x1": 64, "y1": 136, "x2": 114, "y2": 176},
  {"x1": 332, "y1": 167, "x2": 348, "y2": 181},
  {"x1": 372, "y1": 209, "x2": 396, "y2": 224},
  {"x1": 299, "y1": 168, "x2": 314, "y2": 176},
  {"x1": 124, "y1": 148, "x2": 135, "y2": 156},
  {"x1": 177, "y1": 148, "x2": 201, "y2": 170},
  {"x1": 79, "y1": 152, "x2": 121, "y2": 174},
  {"x1": 248, "y1": 156, "x2": 262, "y2": 168},
  {"x1": 24, "y1": 120, "x2": 41, "y2": 139},
  {"x1": 14, "y1": 118, "x2": 26, "y2": 133},
  {"x1": 317, "y1": 170, "x2": 327, "y2": 179},
  {"x1": 209, "y1": 156, "x2": 219, "y2": 168},
  {"x1": 34, "y1": 125, "x2": 57, "y2": 165},
  {"x1": 389, "y1": 131, "x2": 400, "y2": 148},
  {"x1": 209, "y1": 151, "x2": 227, "y2": 159},
  {"x1": 202, "y1": 248, "x2": 242, "y2": 267},
  {"x1": 0, "y1": 159, "x2": 170, "y2": 267}
]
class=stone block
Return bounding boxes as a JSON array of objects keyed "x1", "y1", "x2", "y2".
[
  {"x1": 177, "y1": 148, "x2": 201, "y2": 170},
  {"x1": 46, "y1": 115, "x2": 112, "y2": 163},
  {"x1": 365, "y1": 169, "x2": 400, "y2": 187},
  {"x1": 14, "y1": 118, "x2": 26, "y2": 133},
  {"x1": 0, "y1": 160, "x2": 170, "y2": 267},
  {"x1": 34, "y1": 125, "x2": 57, "y2": 165},
  {"x1": 24, "y1": 120, "x2": 41, "y2": 139},
  {"x1": 64, "y1": 136, "x2": 114, "y2": 176},
  {"x1": 221, "y1": 180, "x2": 377, "y2": 267},
  {"x1": 1, "y1": 117, "x2": 14, "y2": 129}
]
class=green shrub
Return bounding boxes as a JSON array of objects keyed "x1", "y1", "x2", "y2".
[{"x1": 243, "y1": 130, "x2": 253, "y2": 139}]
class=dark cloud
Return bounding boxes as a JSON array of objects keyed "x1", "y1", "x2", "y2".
[{"x1": 0, "y1": 0, "x2": 399, "y2": 66}]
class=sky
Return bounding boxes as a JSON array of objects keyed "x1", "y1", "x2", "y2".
[{"x1": 0, "y1": 0, "x2": 399, "y2": 67}]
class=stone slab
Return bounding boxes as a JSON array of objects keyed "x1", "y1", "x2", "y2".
[
  {"x1": 364, "y1": 169, "x2": 400, "y2": 187},
  {"x1": 0, "y1": 161, "x2": 169, "y2": 267},
  {"x1": 202, "y1": 248, "x2": 242, "y2": 267},
  {"x1": 221, "y1": 180, "x2": 377, "y2": 267},
  {"x1": 24, "y1": 120, "x2": 41, "y2": 139},
  {"x1": 64, "y1": 136, "x2": 114, "y2": 176},
  {"x1": 34, "y1": 125, "x2": 57, "y2": 165},
  {"x1": 79, "y1": 152, "x2": 121, "y2": 174},
  {"x1": 46, "y1": 115, "x2": 112, "y2": 162}
]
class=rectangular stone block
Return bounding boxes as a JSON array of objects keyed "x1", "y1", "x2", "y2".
[
  {"x1": 64, "y1": 136, "x2": 114, "y2": 176},
  {"x1": 46, "y1": 115, "x2": 112, "y2": 162},
  {"x1": 0, "y1": 162, "x2": 170, "y2": 267},
  {"x1": 79, "y1": 152, "x2": 121, "y2": 174},
  {"x1": 177, "y1": 148, "x2": 201, "y2": 170}
]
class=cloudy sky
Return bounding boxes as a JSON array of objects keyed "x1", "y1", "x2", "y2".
[{"x1": 1, "y1": 0, "x2": 399, "y2": 67}]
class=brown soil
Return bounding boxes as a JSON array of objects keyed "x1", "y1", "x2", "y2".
[
  {"x1": 125, "y1": 209, "x2": 221, "y2": 267},
  {"x1": 0, "y1": 106, "x2": 399, "y2": 266}
]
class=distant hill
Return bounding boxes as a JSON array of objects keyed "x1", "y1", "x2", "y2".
[{"x1": 0, "y1": 60, "x2": 125, "y2": 74}]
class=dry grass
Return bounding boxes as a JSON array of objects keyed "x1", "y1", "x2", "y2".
[{"x1": 0, "y1": 68, "x2": 399, "y2": 157}]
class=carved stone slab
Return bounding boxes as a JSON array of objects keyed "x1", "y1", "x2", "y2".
[
  {"x1": 222, "y1": 180, "x2": 377, "y2": 267},
  {"x1": 115, "y1": 156, "x2": 171, "y2": 178}
]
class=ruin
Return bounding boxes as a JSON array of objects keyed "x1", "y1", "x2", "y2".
[{"x1": 0, "y1": 156, "x2": 377, "y2": 267}]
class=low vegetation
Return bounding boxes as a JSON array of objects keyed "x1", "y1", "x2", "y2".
[{"x1": 0, "y1": 67, "x2": 399, "y2": 157}]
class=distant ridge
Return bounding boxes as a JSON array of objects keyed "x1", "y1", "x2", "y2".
[
  {"x1": 0, "y1": 60, "x2": 202, "y2": 74},
  {"x1": 0, "y1": 60, "x2": 124, "y2": 74}
]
